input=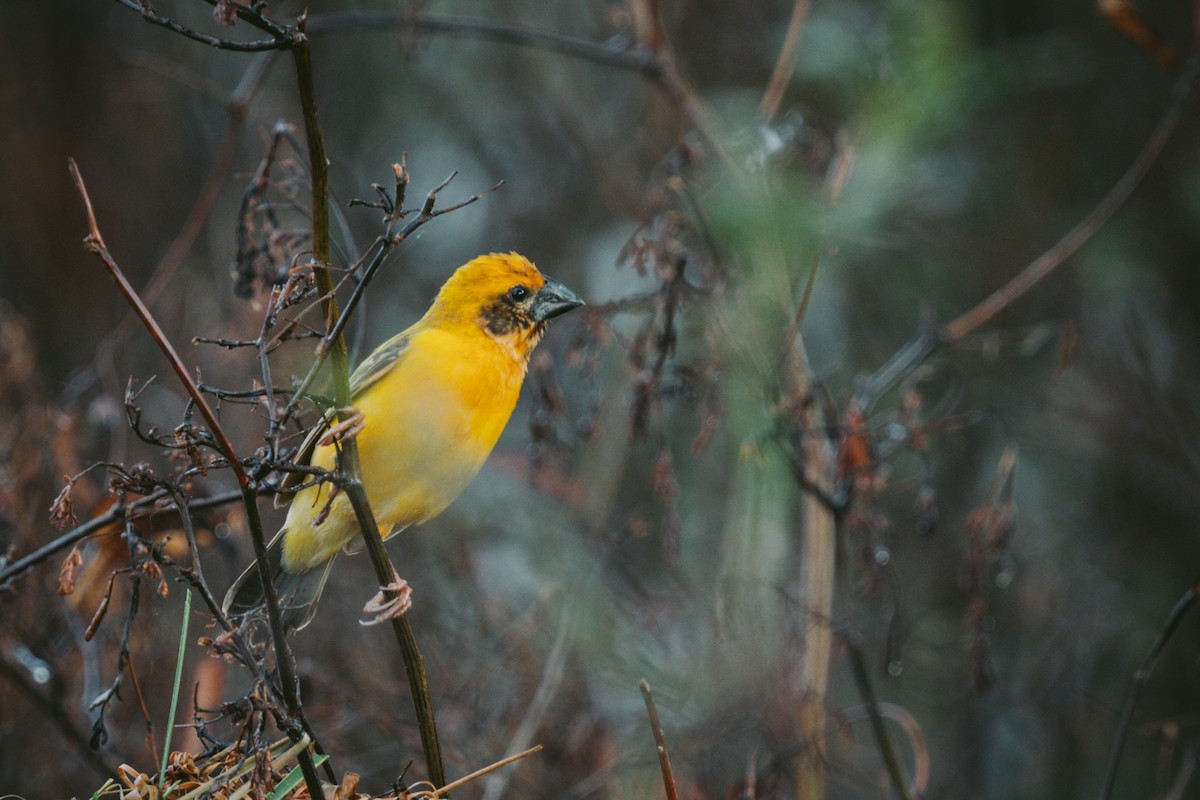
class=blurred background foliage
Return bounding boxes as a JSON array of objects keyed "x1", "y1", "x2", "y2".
[{"x1": 2, "y1": 0, "x2": 1199, "y2": 798}]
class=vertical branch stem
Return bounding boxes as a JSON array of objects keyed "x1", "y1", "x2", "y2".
[
  {"x1": 290, "y1": 28, "x2": 447, "y2": 789},
  {"x1": 792, "y1": 340, "x2": 837, "y2": 800}
]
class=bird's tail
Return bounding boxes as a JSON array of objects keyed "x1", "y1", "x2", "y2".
[{"x1": 222, "y1": 529, "x2": 335, "y2": 632}]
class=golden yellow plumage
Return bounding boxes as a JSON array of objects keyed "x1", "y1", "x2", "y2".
[{"x1": 223, "y1": 252, "x2": 583, "y2": 629}]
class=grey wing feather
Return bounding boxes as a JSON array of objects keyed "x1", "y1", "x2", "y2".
[
  {"x1": 349, "y1": 330, "x2": 413, "y2": 397},
  {"x1": 274, "y1": 330, "x2": 414, "y2": 508}
]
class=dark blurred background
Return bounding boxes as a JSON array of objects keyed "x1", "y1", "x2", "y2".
[{"x1": 2, "y1": 1, "x2": 1199, "y2": 798}]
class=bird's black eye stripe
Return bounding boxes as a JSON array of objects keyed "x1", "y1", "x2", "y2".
[{"x1": 507, "y1": 285, "x2": 530, "y2": 302}]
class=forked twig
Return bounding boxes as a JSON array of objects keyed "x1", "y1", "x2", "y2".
[{"x1": 1099, "y1": 582, "x2": 1200, "y2": 800}]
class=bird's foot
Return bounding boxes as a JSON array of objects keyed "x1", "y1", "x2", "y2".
[
  {"x1": 360, "y1": 572, "x2": 412, "y2": 625},
  {"x1": 318, "y1": 406, "x2": 365, "y2": 447}
]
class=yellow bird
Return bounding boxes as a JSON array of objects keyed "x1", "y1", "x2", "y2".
[{"x1": 223, "y1": 252, "x2": 583, "y2": 630}]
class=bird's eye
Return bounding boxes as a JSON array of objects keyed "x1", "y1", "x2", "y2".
[{"x1": 507, "y1": 285, "x2": 529, "y2": 302}]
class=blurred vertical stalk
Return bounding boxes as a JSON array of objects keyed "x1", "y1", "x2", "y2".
[
  {"x1": 708, "y1": 168, "x2": 837, "y2": 797},
  {"x1": 715, "y1": 187, "x2": 800, "y2": 686},
  {"x1": 792, "y1": 339, "x2": 836, "y2": 800}
]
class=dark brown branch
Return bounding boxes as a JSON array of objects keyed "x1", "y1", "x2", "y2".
[
  {"x1": 1, "y1": 490, "x2": 153, "y2": 588},
  {"x1": 306, "y1": 11, "x2": 662, "y2": 78},
  {"x1": 0, "y1": 487, "x2": 264, "y2": 589},
  {"x1": 289, "y1": 26, "x2": 446, "y2": 792},
  {"x1": 1099, "y1": 582, "x2": 1200, "y2": 800},
  {"x1": 69, "y1": 160, "x2": 249, "y2": 490},
  {"x1": 112, "y1": 0, "x2": 290, "y2": 51}
]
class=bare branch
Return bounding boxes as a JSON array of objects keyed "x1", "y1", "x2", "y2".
[{"x1": 111, "y1": 0, "x2": 291, "y2": 51}]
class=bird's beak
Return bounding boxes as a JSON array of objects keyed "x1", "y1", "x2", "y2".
[{"x1": 532, "y1": 277, "x2": 584, "y2": 322}]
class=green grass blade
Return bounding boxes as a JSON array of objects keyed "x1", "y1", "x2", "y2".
[
  {"x1": 159, "y1": 588, "x2": 192, "y2": 786},
  {"x1": 267, "y1": 754, "x2": 328, "y2": 800}
]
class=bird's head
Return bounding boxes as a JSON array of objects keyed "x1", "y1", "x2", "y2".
[{"x1": 426, "y1": 252, "x2": 584, "y2": 361}]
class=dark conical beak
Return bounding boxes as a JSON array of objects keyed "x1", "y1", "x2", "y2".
[{"x1": 532, "y1": 277, "x2": 584, "y2": 322}]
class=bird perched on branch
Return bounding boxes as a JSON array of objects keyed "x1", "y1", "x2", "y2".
[{"x1": 223, "y1": 252, "x2": 583, "y2": 630}]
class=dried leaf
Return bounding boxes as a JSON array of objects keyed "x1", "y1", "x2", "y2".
[{"x1": 48, "y1": 475, "x2": 78, "y2": 529}]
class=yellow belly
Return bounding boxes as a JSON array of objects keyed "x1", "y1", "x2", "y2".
[{"x1": 281, "y1": 327, "x2": 524, "y2": 573}]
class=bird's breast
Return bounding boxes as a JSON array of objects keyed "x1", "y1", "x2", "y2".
[{"x1": 354, "y1": 327, "x2": 525, "y2": 526}]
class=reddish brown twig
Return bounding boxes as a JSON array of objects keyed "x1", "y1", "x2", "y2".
[
  {"x1": 68, "y1": 159, "x2": 326, "y2": 800},
  {"x1": 639, "y1": 680, "x2": 680, "y2": 800},
  {"x1": 942, "y1": 56, "x2": 1198, "y2": 343}
]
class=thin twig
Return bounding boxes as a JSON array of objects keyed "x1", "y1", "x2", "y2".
[
  {"x1": 1099, "y1": 582, "x2": 1200, "y2": 800},
  {"x1": 942, "y1": 55, "x2": 1199, "y2": 343},
  {"x1": 759, "y1": 0, "x2": 813, "y2": 121},
  {"x1": 424, "y1": 746, "x2": 544, "y2": 798},
  {"x1": 843, "y1": 633, "x2": 916, "y2": 800},
  {"x1": 639, "y1": 680, "x2": 680, "y2": 800},
  {"x1": 307, "y1": 11, "x2": 662, "y2": 77}
]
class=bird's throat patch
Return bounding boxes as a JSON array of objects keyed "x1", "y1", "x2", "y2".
[{"x1": 479, "y1": 303, "x2": 544, "y2": 361}]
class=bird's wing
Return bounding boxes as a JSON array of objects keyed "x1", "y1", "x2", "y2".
[
  {"x1": 349, "y1": 329, "x2": 413, "y2": 398},
  {"x1": 273, "y1": 330, "x2": 414, "y2": 508}
]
